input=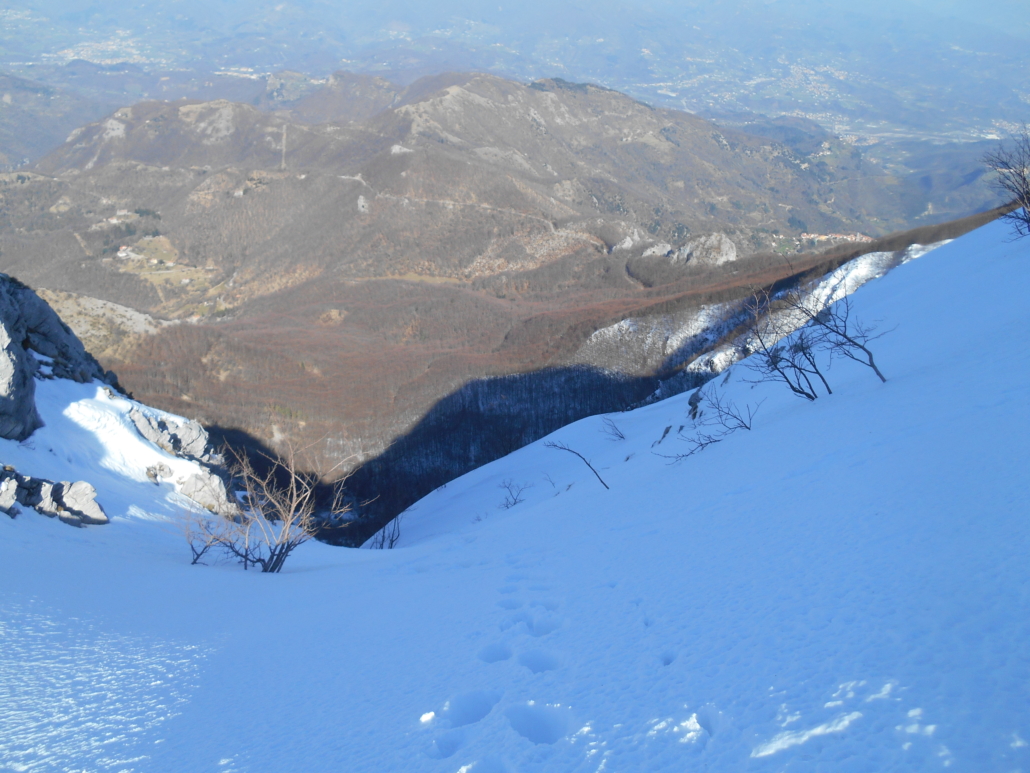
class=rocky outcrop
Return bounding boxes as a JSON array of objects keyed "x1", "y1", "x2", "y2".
[
  {"x1": 671, "y1": 233, "x2": 738, "y2": 267},
  {"x1": 1, "y1": 466, "x2": 109, "y2": 527},
  {"x1": 128, "y1": 406, "x2": 220, "y2": 463},
  {"x1": 0, "y1": 273, "x2": 117, "y2": 441}
]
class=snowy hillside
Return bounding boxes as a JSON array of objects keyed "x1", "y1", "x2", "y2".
[{"x1": 2, "y1": 217, "x2": 1029, "y2": 772}]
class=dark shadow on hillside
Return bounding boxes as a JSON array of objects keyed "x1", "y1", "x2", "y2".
[{"x1": 319, "y1": 365, "x2": 677, "y2": 547}]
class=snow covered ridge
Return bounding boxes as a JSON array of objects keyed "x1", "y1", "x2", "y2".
[
  {"x1": 574, "y1": 241, "x2": 946, "y2": 386},
  {"x1": 0, "y1": 272, "x2": 229, "y2": 525},
  {"x1": 0, "y1": 219, "x2": 1028, "y2": 772}
]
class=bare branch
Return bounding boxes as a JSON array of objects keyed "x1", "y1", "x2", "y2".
[
  {"x1": 781, "y1": 285, "x2": 890, "y2": 383},
  {"x1": 544, "y1": 441, "x2": 610, "y2": 490},
  {"x1": 741, "y1": 289, "x2": 824, "y2": 400}
]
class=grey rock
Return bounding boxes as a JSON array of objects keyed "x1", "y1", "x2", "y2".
[
  {"x1": 0, "y1": 283, "x2": 44, "y2": 441},
  {"x1": 56, "y1": 481, "x2": 109, "y2": 525},
  {"x1": 146, "y1": 463, "x2": 174, "y2": 483},
  {"x1": 34, "y1": 480, "x2": 61, "y2": 517},
  {"x1": 129, "y1": 407, "x2": 214, "y2": 462},
  {"x1": 180, "y1": 469, "x2": 231, "y2": 514},
  {"x1": 0, "y1": 474, "x2": 18, "y2": 515},
  {"x1": 0, "y1": 272, "x2": 116, "y2": 441},
  {"x1": 15, "y1": 476, "x2": 42, "y2": 507},
  {"x1": 6, "y1": 470, "x2": 108, "y2": 526},
  {"x1": 671, "y1": 233, "x2": 738, "y2": 267}
]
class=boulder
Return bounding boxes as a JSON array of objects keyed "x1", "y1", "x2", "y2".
[
  {"x1": 55, "y1": 481, "x2": 109, "y2": 525},
  {"x1": 129, "y1": 406, "x2": 215, "y2": 461},
  {"x1": 7, "y1": 471, "x2": 109, "y2": 526},
  {"x1": 180, "y1": 469, "x2": 232, "y2": 514}
]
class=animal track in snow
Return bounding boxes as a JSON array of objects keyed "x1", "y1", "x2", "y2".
[
  {"x1": 529, "y1": 599, "x2": 559, "y2": 611},
  {"x1": 441, "y1": 690, "x2": 503, "y2": 728},
  {"x1": 424, "y1": 691, "x2": 503, "y2": 759},
  {"x1": 427, "y1": 729, "x2": 466, "y2": 759},
  {"x1": 506, "y1": 702, "x2": 573, "y2": 745},
  {"x1": 518, "y1": 650, "x2": 561, "y2": 674},
  {"x1": 478, "y1": 642, "x2": 513, "y2": 663},
  {"x1": 502, "y1": 609, "x2": 563, "y2": 637}
]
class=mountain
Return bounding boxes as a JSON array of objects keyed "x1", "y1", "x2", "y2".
[
  {"x1": 0, "y1": 71, "x2": 113, "y2": 170},
  {"x1": 1, "y1": 215, "x2": 1026, "y2": 771},
  {"x1": 3, "y1": 71, "x2": 1000, "y2": 496}
]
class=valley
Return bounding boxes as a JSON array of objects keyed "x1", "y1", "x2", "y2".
[{"x1": 0, "y1": 69, "x2": 1014, "y2": 539}]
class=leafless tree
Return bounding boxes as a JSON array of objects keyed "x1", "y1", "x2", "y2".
[
  {"x1": 498, "y1": 479, "x2": 532, "y2": 509},
  {"x1": 183, "y1": 444, "x2": 350, "y2": 573},
  {"x1": 742, "y1": 290, "x2": 829, "y2": 400},
  {"x1": 544, "y1": 441, "x2": 610, "y2": 489},
  {"x1": 984, "y1": 123, "x2": 1030, "y2": 238},
  {"x1": 810, "y1": 296, "x2": 889, "y2": 382}
]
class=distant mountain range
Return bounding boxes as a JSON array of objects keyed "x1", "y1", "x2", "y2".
[{"x1": 0, "y1": 70, "x2": 1009, "y2": 521}]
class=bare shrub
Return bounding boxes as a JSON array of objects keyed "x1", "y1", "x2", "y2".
[
  {"x1": 984, "y1": 124, "x2": 1030, "y2": 239},
  {"x1": 368, "y1": 513, "x2": 404, "y2": 549},
  {"x1": 655, "y1": 384, "x2": 762, "y2": 464},
  {"x1": 498, "y1": 479, "x2": 532, "y2": 509},
  {"x1": 600, "y1": 417, "x2": 626, "y2": 441},
  {"x1": 183, "y1": 446, "x2": 349, "y2": 573}
]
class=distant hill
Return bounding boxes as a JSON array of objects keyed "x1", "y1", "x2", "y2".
[{"x1": 0, "y1": 72, "x2": 112, "y2": 170}]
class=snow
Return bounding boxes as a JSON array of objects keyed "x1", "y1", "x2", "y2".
[{"x1": 1, "y1": 218, "x2": 1029, "y2": 772}]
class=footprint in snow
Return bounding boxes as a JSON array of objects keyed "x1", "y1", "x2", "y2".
[{"x1": 423, "y1": 690, "x2": 502, "y2": 759}]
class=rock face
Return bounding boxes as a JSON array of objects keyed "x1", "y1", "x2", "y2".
[
  {"x1": 1, "y1": 467, "x2": 109, "y2": 526},
  {"x1": 672, "y1": 233, "x2": 738, "y2": 267},
  {"x1": 128, "y1": 406, "x2": 219, "y2": 463},
  {"x1": 0, "y1": 273, "x2": 116, "y2": 441}
]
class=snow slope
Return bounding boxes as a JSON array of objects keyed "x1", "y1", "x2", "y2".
[{"x1": 1, "y1": 217, "x2": 1029, "y2": 772}]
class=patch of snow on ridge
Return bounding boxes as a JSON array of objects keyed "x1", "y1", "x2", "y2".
[{"x1": 1, "y1": 377, "x2": 210, "y2": 520}]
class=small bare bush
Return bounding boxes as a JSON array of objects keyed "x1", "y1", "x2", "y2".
[
  {"x1": 498, "y1": 479, "x2": 532, "y2": 509},
  {"x1": 600, "y1": 417, "x2": 625, "y2": 441},
  {"x1": 183, "y1": 446, "x2": 349, "y2": 573},
  {"x1": 742, "y1": 290, "x2": 829, "y2": 400},
  {"x1": 656, "y1": 384, "x2": 762, "y2": 464},
  {"x1": 368, "y1": 513, "x2": 404, "y2": 549}
]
